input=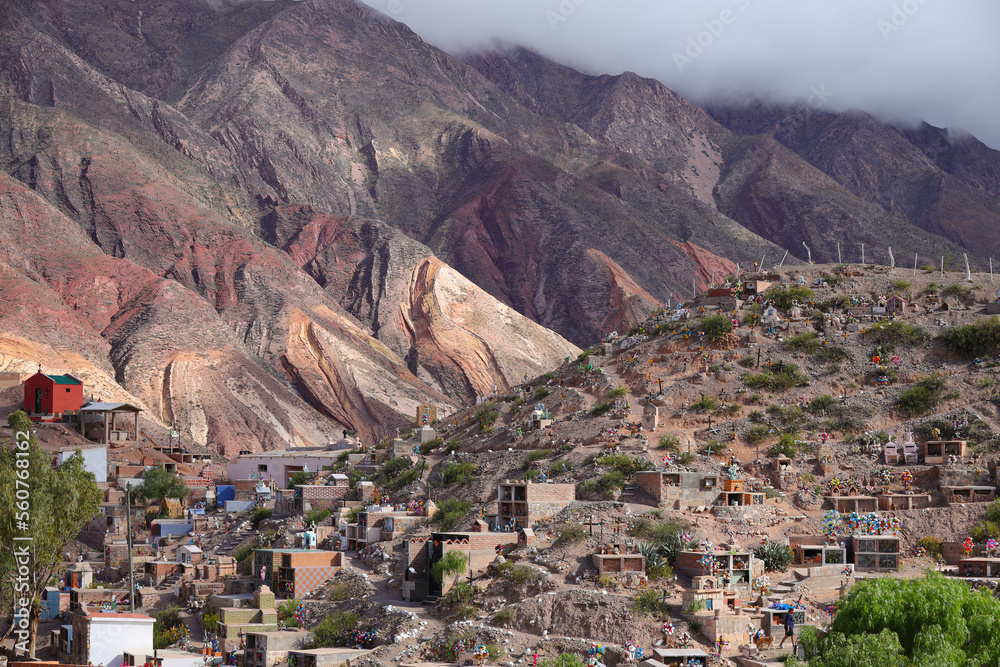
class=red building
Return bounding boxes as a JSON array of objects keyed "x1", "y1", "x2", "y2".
[{"x1": 24, "y1": 371, "x2": 84, "y2": 421}]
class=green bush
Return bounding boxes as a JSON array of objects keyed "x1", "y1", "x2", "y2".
[
  {"x1": 277, "y1": 598, "x2": 303, "y2": 627},
  {"x1": 691, "y1": 395, "x2": 720, "y2": 412},
  {"x1": 915, "y1": 536, "x2": 943, "y2": 558},
  {"x1": 591, "y1": 401, "x2": 612, "y2": 416},
  {"x1": 308, "y1": 612, "x2": 359, "y2": 648},
  {"x1": 475, "y1": 403, "x2": 500, "y2": 429},
  {"x1": 807, "y1": 394, "x2": 835, "y2": 413},
  {"x1": 153, "y1": 606, "x2": 187, "y2": 649},
  {"x1": 969, "y1": 500, "x2": 1000, "y2": 542},
  {"x1": 524, "y1": 449, "x2": 554, "y2": 465},
  {"x1": 819, "y1": 573, "x2": 1000, "y2": 665},
  {"x1": 739, "y1": 355, "x2": 756, "y2": 368},
  {"x1": 595, "y1": 454, "x2": 653, "y2": 477},
  {"x1": 768, "y1": 434, "x2": 799, "y2": 458},
  {"x1": 539, "y1": 654, "x2": 585, "y2": 667},
  {"x1": 940, "y1": 317, "x2": 1000, "y2": 359},
  {"x1": 891, "y1": 279, "x2": 911, "y2": 292},
  {"x1": 786, "y1": 332, "x2": 821, "y2": 354},
  {"x1": 609, "y1": 385, "x2": 627, "y2": 399},
  {"x1": 522, "y1": 468, "x2": 540, "y2": 482},
  {"x1": 491, "y1": 607, "x2": 516, "y2": 628},
  {"x1": 742, "y1": 362, "x2": 810, "y2": 391},
  {"x1": 250, "y1": 508, "x2": 272, "y2": 529},
  {"x1": 548, "y1": 461, "x2": 571, "y2": 476},
  {"x1": 943, "y1": 282, "x2": 971, "y2": 297},
  {"x1": 753, "y1": 541, "x2": 794, "y2": 572},
  {"x1": 867, "y1": 320, "x2": 928, "y2": 350},
  {"x1": 897, "y1": 374, "x2": 947, "y2": 417},
  {"x1": 766, "y1": 285, "x2": 814, "y2": 309},
  {"x1": 419, "y1": 437, "x2": 444, "y2": 454},
  {"x1": 496, "y1": 560, "x2": 541, "y2": 585},
  {"x1": 553, "y1": 523, "x2": 587, "y2": 547},
  {"x1": 438, "y1": 461, "x2": 477, "y2": 486},
  {"x1": 632, "y1": 588, "x2": 671, "y2": 616},
  {"x1": 815, "y1": 346, "x2": 849, "y2": 362},
  {"x1": 700, "y1": 315, "x2": 734, "y2": 341},
  {"x1": 745, "y1": 424, "x2": 771, "y2": 445},
  {"x1": 434, "y1": 499, "x2": 472, "y2": 531},
  {"x1": 657, "y1": 434, "x2": 680, "y2": 451},
  {"x1": 535, "y1": 386, "x2": 550, "y2": 400},
  {"x1": 345, "y1": 506, "x2": 361, "y2": 524},
  {"x1": 305, "y1": 508, "x2": 331, "y2": 526},
  {"x1": 289, "y1": 470, "x2": 309, "y2": 487},
  {"x1": 676, "y1": 451, "x2": 695, "y2": 465}
]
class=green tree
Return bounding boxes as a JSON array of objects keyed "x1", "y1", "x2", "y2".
[
  {"x1": 811, "y1": 573, "x2": 1000, "y2": 666},
  {"x1": 136, "y1": 462, "x2": 189, "y2": 516},
  {"x1": 431, "y1": 550, "x2": 468, "y2": 591},
  {"x1": 308, "y1": 611, "x2": 359, "y2": 648},
  {"x1": 0, "y1": 411, "x2": 102, "y2": 657}
]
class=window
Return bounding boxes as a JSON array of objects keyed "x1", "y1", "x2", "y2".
[{"x1": 258, "y1": 464, "x2": 268, "y2": 472}]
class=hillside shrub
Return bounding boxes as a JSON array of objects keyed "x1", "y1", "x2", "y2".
[
  {"x1": 897, "y1": 374, "x2": 947, "y2": 417},
  {"x1": 690, "y1": 395, "x2": 719, "y2": 411},
  {"x1": 939, "y1": 317, "x2": 1000, "y2": 359},
  {"x1": 815, "y1": 346, "x2": 849, "y2": 362},
  {"x1": 741, "y1": 362, "x2": 810, "y2": 391},
  {"x1": 657, "y1": 434, "x2": 680, "y2": 451},
  {"x1": 700, "y1": 315, "x2": 733, "y2": 341},
  {"x1": 433, "y1": 499, "x2": 472, "y2": 531},
  {"x1": 786, "y1": 332, "x2": 821, "y2": 354},
  {"x1": 437, "y1": 461, "x2": 477, "y2": 486},
  {"x1": 524, "y1": 449, "x2": 554, "y2": 465},
  {"x1": 766, "y1": 285, "x2": 814, "y2": 310},
  {"x1": 594, "y1": 454, "x2": 653, "y2": 477},
  {"x1": 591, "y1": 401, "x2": 612, "y2": 416},
  {"x1": 553, "y1": 523, "x2": 587, "y2": 547},
  {"x1": 867, "y1": 320, "x2": 928, "y2": 350},
  {"x1": 308, "y1": 612, "x2": 359, "y2": 648},
  {"x1": 768, "y1": 434, "x2": 799, "y2": 458},
  {"x1": 609, "y1": 385, "x2": 627, "y2": 399}
]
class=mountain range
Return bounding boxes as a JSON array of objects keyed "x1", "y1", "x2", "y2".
[{"x1": 1, "y1": 0, "x2": 999, "y2": 454}]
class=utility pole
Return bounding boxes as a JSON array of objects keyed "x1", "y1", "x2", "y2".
[{"x1": 126, "y1": 484, "x2": 135, "y2": 612}]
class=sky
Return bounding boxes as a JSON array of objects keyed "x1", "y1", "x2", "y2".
[{"x1": 358, "y1": 0, "x2": 1000, "y2": 149}]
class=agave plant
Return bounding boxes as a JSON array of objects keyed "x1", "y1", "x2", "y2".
[{"x1": 753, "y1": 540, "x2": 794, "y2": 572}]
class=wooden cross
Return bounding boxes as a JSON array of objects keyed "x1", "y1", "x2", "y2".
[{"x1": 581, "y1": 515, "x2": 601, "y2": 537}]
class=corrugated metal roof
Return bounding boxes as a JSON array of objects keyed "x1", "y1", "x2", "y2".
[
  {"x1": 81, "y1": 402, "x2": 143, "y2": 412},
  {"x1": 46, "y1": 374, "x2": 82, "y2": 385}
]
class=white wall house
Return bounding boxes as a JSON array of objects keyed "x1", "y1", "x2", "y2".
[
  {"x1": 76, "y1": 612, "x2": 154, "y2": 667},
  {"x1": 57, "y1": 445, "x2": 108, "y2": 483}
]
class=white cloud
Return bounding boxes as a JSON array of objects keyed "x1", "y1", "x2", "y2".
[{"x1": 360, "y1": 0, "x2": 1000, "y2": 148}]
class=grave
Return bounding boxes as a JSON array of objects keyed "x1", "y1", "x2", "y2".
[{"x1": 924, "y1": 440, "x2": 966, "y2": 465}]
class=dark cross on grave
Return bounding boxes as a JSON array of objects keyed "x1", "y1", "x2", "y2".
[
  {"x1": 657, "y1": 378, "x2": 663, "y2": 395},
  {"x1": 582, "y1": 515, "x2": 601, "y2": 537}
]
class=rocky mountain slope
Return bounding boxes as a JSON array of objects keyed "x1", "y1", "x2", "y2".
[{"x1": 1, "y1": 0, "x2": 999, "y2": 454}]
